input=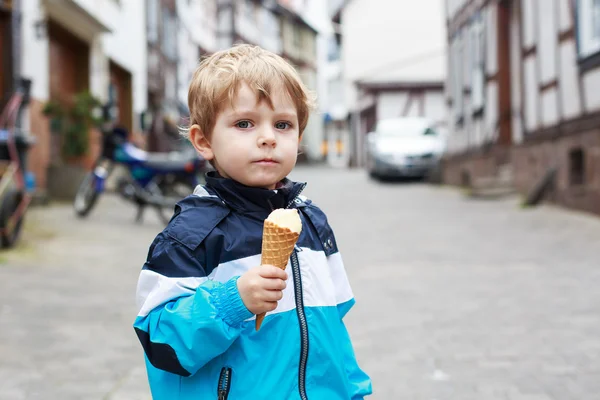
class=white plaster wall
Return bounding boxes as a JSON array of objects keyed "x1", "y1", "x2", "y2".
[
  {"x1": 541, "y1": 89, "x2": 559, "y2": 127},
  {"x1": 102, "y1": 1, "x2": 147, "y2": 114},
  {"x1": 21, "y1": 0, "x2": 49, "y2": 100},
  {"x1": 558, "y1": 0, "x2": 572, "y2": 32},
  {"x1": 522, "y1": 0, "x2": 536, "y2": 48},
  {"x1": 21, "y1": 0, "x2": 147, "y2": 116},
  {"x1": 524, "y1": 57, "x2": 538, "y2": 131},
  {"x1": 376, "y1": 92, "x2": 409, "y2": 121},
  {"x1": 424, "y1": 91, "x2": 447, "y2": 124},
  {"x1": 484, "y1": 81, "x2": 498, "y2": 143},
  {"x1": 538, "y1": 0, "x2": 557, "y2": 84},
  {"x1": 485, "y1": 3, "x2": 498, "y2": 76},
  {"x1": 559, "y1": 41, "x2": 582, "y2": 119},
  {"x1": 375, "y1": 90, "x2": 445, "y2": 125}
]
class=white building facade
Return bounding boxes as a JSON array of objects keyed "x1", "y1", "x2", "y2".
[
  {"x1": 176, "y1": 0, "x2": 218, "y2": 113},
  {"x1": 340, "y1": 0, "x2": 448, "y2": 167},
  {"x1": 19, "y1": 0, "x2": 147, "y2": 188},
  {"x1": 445, "y1": 0, "x2": 600, "y2": 215}
]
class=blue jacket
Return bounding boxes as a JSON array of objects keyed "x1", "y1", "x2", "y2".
[{"x1": 134, "y1": 173, "x2": 372, "y2": 399}]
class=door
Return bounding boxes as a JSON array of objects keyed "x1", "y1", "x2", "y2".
[
  {"x1": 48, "y1": 21, "x2": 89, "y2": 106},
  {"x1": 48, "y1": 20, "x2": 90, "y2": 162},
  {"x1": 109, "y1": 61, "x2": 133, "y2": 134}
]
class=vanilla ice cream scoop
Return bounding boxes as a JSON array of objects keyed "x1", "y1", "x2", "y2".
[{"x1": 265, "y1": 208, "x2": 302, "y2": 233}]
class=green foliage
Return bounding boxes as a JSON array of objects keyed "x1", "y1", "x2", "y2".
[{"x1": 42, "y1": 92, "x2": 106, "y2": 160}]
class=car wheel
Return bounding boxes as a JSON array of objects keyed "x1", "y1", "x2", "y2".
[{"x1": 368, "y1": 170, "x2": 381, "y2": 180}]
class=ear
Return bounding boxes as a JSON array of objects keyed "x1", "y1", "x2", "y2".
[{"x1": 189, "y1": 124, "x2": 214, "y2": 161}]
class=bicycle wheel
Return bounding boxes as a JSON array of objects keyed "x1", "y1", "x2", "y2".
[{"x1": 74, "y1": 172, "x2": 100, "y2": 217}]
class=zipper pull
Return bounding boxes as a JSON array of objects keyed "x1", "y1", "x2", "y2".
[{"x1": 217, "y1": 367, "x2": 232, "y2": 400}]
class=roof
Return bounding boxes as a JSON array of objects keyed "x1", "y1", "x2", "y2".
[
  {"x1": 356, "y1": 80, "x2": 445, "y2": 92},
  {"x1": 272, "y1": 2, "x2": 319, "y2": 34}
]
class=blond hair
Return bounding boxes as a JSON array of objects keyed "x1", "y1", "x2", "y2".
[{"x1": 183, "y1": 44, "x2": 316, "y2": 139}]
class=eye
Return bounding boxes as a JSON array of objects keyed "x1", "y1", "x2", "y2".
[
  {"x1": 235, "y1": 120, "x2": 254, "y2": 129},
  {"x1": 275, "y1": 121, "x2": 292, "y2": 130}
]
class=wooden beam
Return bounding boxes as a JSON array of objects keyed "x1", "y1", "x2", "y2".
[
  {"x1": 558, "y1": 28, "x2": 574, "y2": 43},
  {"x1": 486, "y1": 72, "x2": 498, "y2": 83},
  {"x1": 539, "y1": 79, "x2": 558, "y2": 93},
  {"x1": 497, "y1": 0, "x2": 513, "y2": 146},
  {"x1": 523, "y1": 110, "x2": 600, "y2": 143},
  {"x1": 523, "y1": 45, "x2": 536, "y2": 58}
]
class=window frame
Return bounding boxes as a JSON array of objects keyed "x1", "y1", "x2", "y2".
[
  {"x1": 576, "y1": 0, "x2": 600, "y2": 70},
  {"x1": 470, "y1": 10, "x2": 486, "y2": 117},
  {"x1": 450, "y1": 30, "x2": 464, "y2": 125}
]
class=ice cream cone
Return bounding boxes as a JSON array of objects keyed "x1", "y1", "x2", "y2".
[{"x1": 255, "y1": 209, "x2": 301, "y2": 331}]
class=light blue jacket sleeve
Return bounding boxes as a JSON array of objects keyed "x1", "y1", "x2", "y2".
[
  {"x1": 331, "y1": 251, "x2": 373, "y2": 398},
  {"x1": 337, "y1": 298, "x2": 373, "y2": 399},
  {"x1": 133, "y1": 238, "x2": 253, "y2": 377}
]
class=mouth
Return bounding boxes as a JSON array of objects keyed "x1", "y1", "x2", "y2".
[{"x1": 254, "y1": 158, "x2": 278, "y2": 165}]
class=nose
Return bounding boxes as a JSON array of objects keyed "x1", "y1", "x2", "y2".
[{"x1": 258, "y1": 126, "x2": 276, "y2": 147}]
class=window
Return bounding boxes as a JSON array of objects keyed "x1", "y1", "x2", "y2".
[
  {"x1": 327, "y1": 37, "x2": 341, "y2": 61},
  {"x1": 577, "y1": 0, "x2": 600, "y2": 58},
  {"x1": 450, "y1": 31, "x2": 464, "y2": 124},
  {"x1": 569, "y1": 148, "x2": 585, "y2": 186},
  {"x1": 293, "y1": 25, "x2": 302, "y2": 51},
  {"x1": 162, "y1": 10, "x2": 178, "y2": 61},
  {"x1": 594, "y1": 0, "x2": 600, "y2": 38},
  {"x1": 147, "y1": 0, "x2": 159, "y2": 44},
  {"x1": 470, "y1": 11, "x2": 485, "y2": 114}
]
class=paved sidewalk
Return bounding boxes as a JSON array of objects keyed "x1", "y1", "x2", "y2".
[
  {"x1": 0, "y1": 195, "x2": 158, "y2": 400},
  {"x1": 1, "y1": 165, "x2": 600, "y2": 399}
]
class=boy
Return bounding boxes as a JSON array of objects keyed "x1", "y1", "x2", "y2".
[{"x1": 134, "y1": 45, "x2": 372, "y2": 399}]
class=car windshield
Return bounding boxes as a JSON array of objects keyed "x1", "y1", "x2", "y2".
[{"x1": 375, "y1": 119, "x2": 435, "y2": 137}]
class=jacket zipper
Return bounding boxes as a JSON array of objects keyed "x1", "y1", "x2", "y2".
[
  {"x1": 286, "y1": 183, "x2": 307, "y2": 209},
  {"x1": 291, "y1": 249, "x2": 309, "y2": 400},
  {"x1": 217, "y1": 367, "x2": 232, "y2": 400},
  {"x1": 287, "y1": 183, "x2": 309, "y2": 400},
  {"x1": 268, "y1": 184, "x2": 309, "y2": 398}
]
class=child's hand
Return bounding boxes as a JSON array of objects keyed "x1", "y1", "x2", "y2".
[{"x1": 237, "y1": 265, "x2": 288, "y2": 315}]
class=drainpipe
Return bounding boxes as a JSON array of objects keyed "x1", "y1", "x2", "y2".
[{"x1": 11, "y1": 0, "x2": 22, "y2": 90}]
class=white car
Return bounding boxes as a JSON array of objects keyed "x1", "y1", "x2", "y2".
[{"x1": 366, "y1": 117, "x2": 445, "y2": 180}]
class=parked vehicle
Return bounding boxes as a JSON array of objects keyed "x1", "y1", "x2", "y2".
[
  {"x1": 0, "y1": 78, "x2": 36, "y2": 248},
  {"x1": 74, "y1": 107, "x2": 209, "y2": 224},
  {"x1": 366, "y1": 117, "x2": 445, "y2": 180}
]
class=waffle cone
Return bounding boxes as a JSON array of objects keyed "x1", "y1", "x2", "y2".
[{"x1": 255, "y1": 220, "x2": 300, "y2": 330}]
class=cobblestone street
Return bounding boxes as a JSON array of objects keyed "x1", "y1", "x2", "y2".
[{"x1": 1, "y1": 165, "x2": 600, "y2": 399}]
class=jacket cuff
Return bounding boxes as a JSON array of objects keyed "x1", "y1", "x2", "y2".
[{"x1": 213, "y1": 277, "x2": 253, "y2": 327}]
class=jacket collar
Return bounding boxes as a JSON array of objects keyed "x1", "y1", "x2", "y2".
[{"x1": 205, "y1": 171, "x2": 306, "y2": 213}]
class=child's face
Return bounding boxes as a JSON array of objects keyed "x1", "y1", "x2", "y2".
[{"x1": 195, "y1": 82, "x2": 301, "y2": 189}]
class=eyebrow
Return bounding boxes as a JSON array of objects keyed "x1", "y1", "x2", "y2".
[
  {"x1": 223, "y1": 109, "x2": 298, "y2": 120},
  {"x1": 274, "y1": 112, "x2": 298, "y2": 120}
]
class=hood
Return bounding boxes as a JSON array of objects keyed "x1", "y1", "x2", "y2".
[{"x1": 375, "y1": 135, "x2": 443, "y2": 155}]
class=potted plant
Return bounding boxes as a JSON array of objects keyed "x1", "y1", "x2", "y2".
[{"x1": 42, "y1": 91, "x2": 106, "y2": 200}]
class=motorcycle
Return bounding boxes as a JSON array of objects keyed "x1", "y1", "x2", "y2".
[
  {"x1": 74, "y1": 109, "x2": 209, "y2": 225},
  {"x1": 0, "y1": 78, "x2": 35, "y2": 248}
]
